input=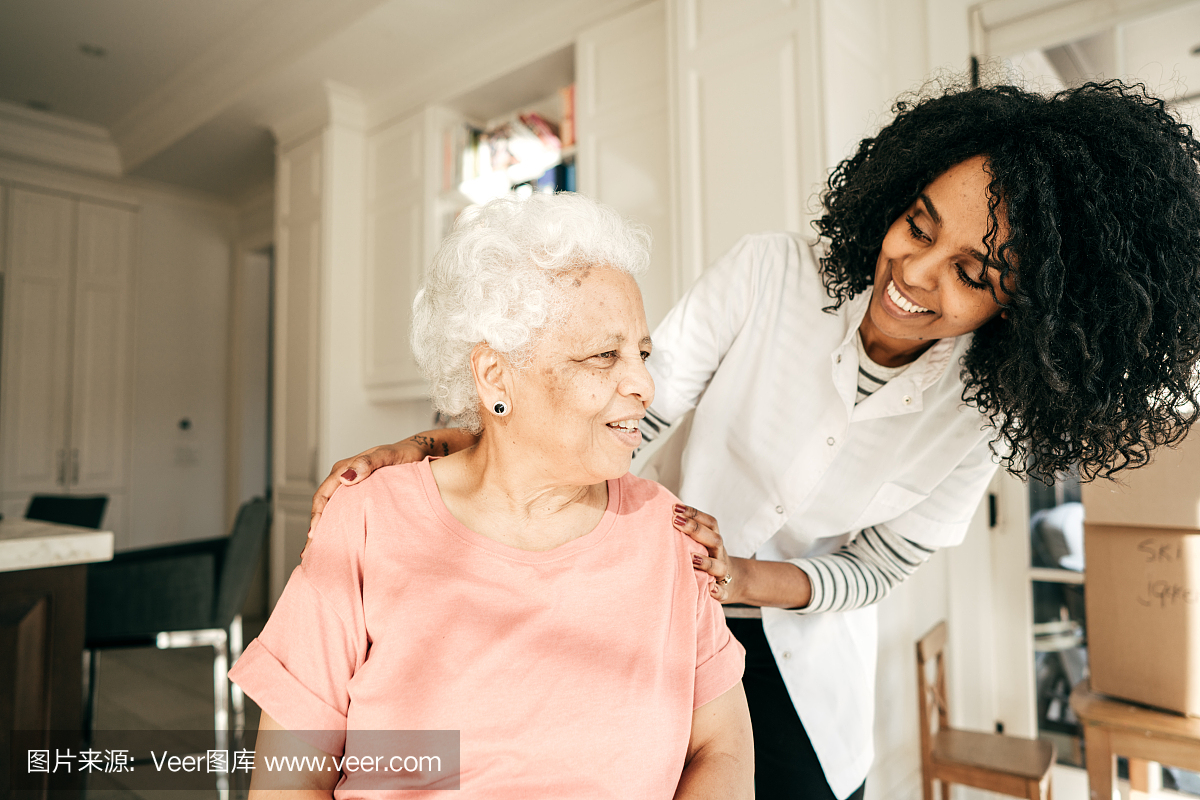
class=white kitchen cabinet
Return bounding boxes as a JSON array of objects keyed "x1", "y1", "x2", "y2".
[
  {"x1": 0, "y1": 186, "x2": 136, "y2": 540},
  {"x1": 669, "y1": 0, "x2": 826, "y2": 286},
  {"x1": 270, "y1": 133, "x2": 323, "y2": 604},
  {"x1": 363, "y1": 111, "x2": 430, "y2": 403}
]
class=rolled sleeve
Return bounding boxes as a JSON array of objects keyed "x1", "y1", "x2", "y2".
[
  {"x1": 231, "y1": 634, "x2": 349, "y2": 756},
  {"x1": 228, "y1": 489, "x2": 369, "y2": 755},
  {"x1": 690, "y1": 562, "x2": 746, "y2": 709}
]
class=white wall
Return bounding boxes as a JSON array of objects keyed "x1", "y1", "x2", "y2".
[{"x1": 128, "y1": 194, "x2": 237, "y2": 549}]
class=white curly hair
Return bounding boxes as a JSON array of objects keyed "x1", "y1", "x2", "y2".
[{"x1": 411, "y1": 192, "x2": 651, "y2": 433}]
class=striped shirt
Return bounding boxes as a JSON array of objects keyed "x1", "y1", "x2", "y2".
[
  {"x1": 642, "y1": 332, "x2": 939, "y2": 615},
  {"x1": 855, "y1": 330, "x2": 908, "y2": 402}
]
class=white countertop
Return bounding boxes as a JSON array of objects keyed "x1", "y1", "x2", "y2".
[{"x1": 0, "y1": 518, "x2": 114, "y2": 573}]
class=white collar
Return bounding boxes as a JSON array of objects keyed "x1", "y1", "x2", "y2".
[{"x1": 836, "y1": 289, "x2": 959, "y2": 395}]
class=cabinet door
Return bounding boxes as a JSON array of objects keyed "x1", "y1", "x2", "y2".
[
  {"x1": 272, "y1": 135, "x2": 324, "y2": 604},
  {"x1": 70, "y1": 200, "x2": 135, "y2": 497},
  {"x1": 576, "y1": 0, "x2": 678, "y2": 330},
  {"x1": 363, "y1": 115, "x2": 426, "y2": 401},
  {"x1": 670, "y1": 0, "x2": 825, "y2": 285},
  {"x1": 1, "y1": 189, "x2": 74, "y2": 495}
]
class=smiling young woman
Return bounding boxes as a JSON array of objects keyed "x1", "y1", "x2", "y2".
[
  {"x1": 861, "y1": 156, "x2": 1013, "y2": 366},
  {"x1": 308, "y1": 79, "x2": 1200, "y2": 800}
]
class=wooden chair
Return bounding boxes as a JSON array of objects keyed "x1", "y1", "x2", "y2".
[{"x1": 917, "y1": 621, "x2": 1055, "y2": 800}]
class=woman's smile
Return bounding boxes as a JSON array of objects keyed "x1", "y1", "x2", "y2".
[
  {"x1": 605, "y1": 417, "x2": 643, "y2": 447},
  {"x1": 881, "y1": 277, "x2": 932, "y2": 316}
]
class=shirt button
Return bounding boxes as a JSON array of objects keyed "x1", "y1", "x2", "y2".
[
  {"x1": 903, "y1": 395, "x2": 913, "y2": 405},
  {"x1": 782, "y1": 651, "x2": 792, "y2": 660},
  {"x1": 826, "y1": 437, "x2": 836, "y2": 446},
  {"x1": 775, "y1": 505, "x2": 784, "y2": 514},
  {"x1": 836, "y1": 354, "x2": 842, "y2": 363}
]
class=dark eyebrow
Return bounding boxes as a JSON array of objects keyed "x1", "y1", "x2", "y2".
[
  {"x1": 640, "y1": 336, "x2": 653, "y2": 349},
  {"x1": 919, "y1": 192, "x2": 998, "y2": 271},
  {"x1": 918, "y1": 193, "x2": 940, "y2": 225}
]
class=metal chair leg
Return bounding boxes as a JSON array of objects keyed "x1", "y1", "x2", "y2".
[
  {"x1": 82, "y1": 649, "x2": 99, "y2": 743},
  {"x1": 156, "y1": 627, "x2": 231, "y2": 800},
  {"x1": 213, "y1": 636, "x2": 230, "y2": 800},
  {"x1": 230, "y1": 614, "x2": 245, "y2": 746}
]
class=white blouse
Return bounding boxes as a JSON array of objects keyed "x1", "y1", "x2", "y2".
[{"x1": 638, "y1": 232, "x2": 1000, "y2": 798}]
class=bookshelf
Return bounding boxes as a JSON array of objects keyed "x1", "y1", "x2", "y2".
[{"x1": 1027, "y1": 472, "x2": 1087, "y2": 767}]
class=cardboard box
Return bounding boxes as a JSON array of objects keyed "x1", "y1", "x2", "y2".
[
  {"x1": 1083, "y1": 522, "x2": 1200, "y2": 716},
  {"x1": 1081, "y1": 440, "x2": 1200, "y2": 529}
]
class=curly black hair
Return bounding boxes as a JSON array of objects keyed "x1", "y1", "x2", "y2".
[{"x1": 814, "y1": 79, "x2": 1200, "y2": 482}]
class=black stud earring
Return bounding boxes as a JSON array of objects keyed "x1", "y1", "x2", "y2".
[{"x1": 493, "y1": 400, "x2": 509, "y2": 416}]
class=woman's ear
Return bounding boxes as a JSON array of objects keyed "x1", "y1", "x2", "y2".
[{"x1": 470, "y1": 343, "x2": 510, "y2": 411}]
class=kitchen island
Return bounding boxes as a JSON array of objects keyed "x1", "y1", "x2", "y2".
[{"x1": 1, "y1": 517, "x2": 114, "y2": 797}]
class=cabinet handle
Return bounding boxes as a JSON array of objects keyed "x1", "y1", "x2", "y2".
[
  {"x1": 71, "y1": 449, "x2": 80, "y2": 485},
  {"x1": 56, "y1": 449, "x2": 66, "y2": 486}
]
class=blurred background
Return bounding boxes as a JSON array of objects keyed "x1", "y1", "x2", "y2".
[{"x1": 2, "y1": 0, "x2": 1200, "y2": 797}]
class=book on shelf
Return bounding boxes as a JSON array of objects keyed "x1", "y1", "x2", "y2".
[
  {"x1": 559, "y1": 84, "x2": 575, "y2": 148},
  {"x1": 445, "y1": 87, "x2": 575, "y2": 205}
]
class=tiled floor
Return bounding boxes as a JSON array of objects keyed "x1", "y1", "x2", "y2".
[{"x1": 83, "y1": 618, "x2": 264, "y2": 799}]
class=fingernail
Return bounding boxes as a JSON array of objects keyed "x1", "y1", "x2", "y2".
[
  {"x1": 711, "y1": 585, "x2": 720, "y2": 595},
  {"x1": 674, "y1": 504, "x2": 685, "y2": 512},
  {"x1": 341, "y1": 469, "x2": 357, "y2": 481},
  {"x1": 674, "y1": 515, "x2": 686, "y2": 526},
  {"x1": 693, "y1": 554, "x2": 703, "y2": 566}
]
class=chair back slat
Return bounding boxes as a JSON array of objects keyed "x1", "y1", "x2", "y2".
[
  {"x1": 25, "y1": 494, "x2": 108, "y2": 529},
  {"x1": 917, "y1": 619, "x2": 947, "y2": 665},
  {"x1": 916, "y1": 621, "x2": 951, "y2": 749},
  {"x1": 213, "y1": 498, "x2": 270, "y2": 626}
]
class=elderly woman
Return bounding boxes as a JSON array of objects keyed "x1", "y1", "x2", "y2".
[{"x1": 230, "y1": 193, "x2": 751, "y2": 798}]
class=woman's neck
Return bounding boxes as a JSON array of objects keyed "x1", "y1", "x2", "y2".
[
  {"x1": 429, "y1": 438, "x2": 609, "y2": 552},
  {"x1": 857, "y1": 314, "x2": 935, "y2": 368}
]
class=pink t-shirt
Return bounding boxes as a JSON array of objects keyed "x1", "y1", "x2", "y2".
[{"x1": 230, "y1": 459, "x2": 744, "y2": 798}]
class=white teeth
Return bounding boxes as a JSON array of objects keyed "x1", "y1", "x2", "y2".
[
  {"x1": 607, "y1": 419, "x2": 640, "y2": 431},
  {"x1": 887, "y1": 280, "x2": 930, "y2": 314}
]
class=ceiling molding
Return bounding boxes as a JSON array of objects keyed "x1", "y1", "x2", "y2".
[
  {"x1": 362, "y1": 0, "x2": 646, "y2": 132},
  {"x1": 110, "y1": 0, "x2": 388, "y2": 172},
  {"x1": 326, "y1": 82, "x2": 367, "y2": 132},
  {"x1": 0, "y1": 152, "x2": 241, "y2": 216},
  {"x1": 268, "y1": 81, "x2": 366, "y2": 151},
  {"x1": 0, "y1": 99, "x2": 122, "y2": 176},
  {"x1": 268, "y1": 91, "x2": 330, "y2": 152}
]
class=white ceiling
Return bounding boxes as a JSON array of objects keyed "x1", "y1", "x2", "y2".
[
  {"x1": 0, "y1": 0, "x2": 635, "y2": 201},
  {"x1": 6, "y1": 0, "x2": 1197, "y2": 202},
  {"x1": 0, "y1": 0, "x2": 273, "y2": 126}
]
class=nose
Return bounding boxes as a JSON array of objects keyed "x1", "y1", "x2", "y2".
[
  {"x1": 622, "y1": 355, "x2": 656, "y2": 407},
  {"x1": 900, "y1": 245, "x2": 943, "y2": 291}
]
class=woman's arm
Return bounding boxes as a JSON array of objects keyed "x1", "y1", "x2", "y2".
[
  {"x1": 674, "y1": 682, "x2": 754, "y2": 799},
  {"x1": 676, "y1": 505, "x2": 937, "y2": 610},
  {"x1": 307, "y1": 428, "x2": 479, "y2": 537},
  {"x1": 248, "y1": 713, "x2": 340, "y2": 799}
]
